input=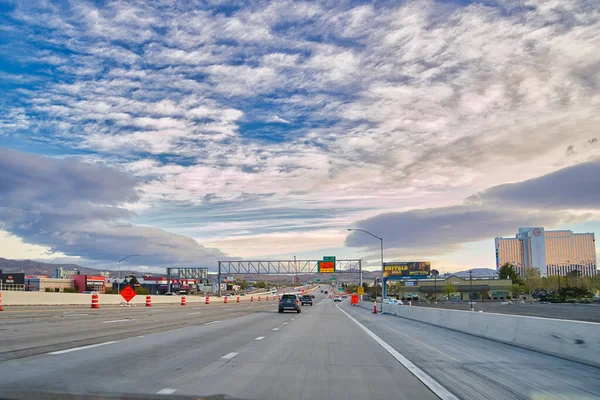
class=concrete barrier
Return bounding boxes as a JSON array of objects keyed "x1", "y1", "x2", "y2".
[
  {"x1": 2, "y1": 289, "x2": 313, "y2": 307},
  {"x1": 358, "y1": 301, "x2": 600, "y2": 368}
]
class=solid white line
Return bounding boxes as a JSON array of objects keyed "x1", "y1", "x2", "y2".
[
  {"x1": 102, "y1": 319, "x2": 133, "y2": 324},
  {"x1": 203, "y1": 320, "x2": 220, "y2": 325},
  {"x1": 221, "y1": 352, "x2": 238, "y2": 359},
  {"x1": 156, "y1": 388, "x2": 177, "y2": 395},
  {"x1": 283, "y1": 322, "x2": 289, "y2": 325},
  {"x1": 272, "y1": 328, "x2": 279, "y2": 331},
  {"x1": 255, "y1": 336, "x2": 265, "y2": 341},
  {"x1": 48, "y1": 341, "x2": 118, "y2": 355},
  {"x1": 290, "y1": 318, "x2": 295, "y2": 320},
  {"x1": 187, "y1": 312, "x2": 203, "y2": 315},
  {"x1": 336, "y1": 304, "x2": 459, "y2": 400},
  {"x1": 224, "y1": 308, "x2": 234, "y2": 310}
]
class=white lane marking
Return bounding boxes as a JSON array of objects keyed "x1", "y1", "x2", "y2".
[
  {"x1": 63, "y1": 313, "x2": 88, "y2": 317},
  {"x1": 290, "y1": 318, "x2": 295, "y2": 321},
  {"x1": 156, "y1": 388, "x2": 177, "y2": 395},
  {"x1": 48, "y1": 341, "x2": 118, "y2": 355},
  {"x1": 203, "y1": 320, "x2": 220, "y2": 325},
  {"x1": 272, "y1": 328, "x2": 279, "y2": 331},
  {"x1": 102, "y1": 319, "x2": 134, "y2": 324},
  {"x1": 221, "y1": 352, "x2": 238, "y2": 359},
  {"x1": 336, "y1": 304, "x2": 459, "y2": 400},
  {"x1": 136, "y1": 335, "x2": 145, "y2": 338},
  {"x1": 283, "y1": 322, "x2": 289, "y2": 325},
  {"x1": 187, "y1": 312, "x2": 203, "y2": 315},
  {"x1": 255, "y1": 336, "x2": 265, "y2": 341},
  {"x1": 224, "y1": 308, "x2": 234, "y2": 310}
]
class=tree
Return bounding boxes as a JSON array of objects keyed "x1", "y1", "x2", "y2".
[
  {"x1": 480, "y1": 287, "x2": 490, "y2": 302},
  {"x1": 498, "y1": 263, "x2": 523, "y2": 284},
  {"x1": 235, "y1": 279, "x2": 249, "y2": 290},
  {"x1": 128, "y1": 276, "x2": 139, "y2": 286},
  {"x1": 255, "y1": 281, "x2": 267, "y2": 289},
  {"x1": 523, "y1": 268, "x2": 542, "y2": 296},
  {"x1": 442, "y1": 284, "x2": 457, "y2": 300},
  {"x1": 510, "y1": 284, "x2": 524, "y2": 298}
]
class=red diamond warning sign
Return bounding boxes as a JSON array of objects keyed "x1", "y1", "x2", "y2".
[{"x1": 120, "y1": 286, "x2": 136, "y2": 303}]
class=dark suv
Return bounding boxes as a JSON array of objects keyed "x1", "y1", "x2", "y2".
[
  {"x1": 300, "y1": 295, "x2": 313, "y2": 306},
  {"x1": 279, "y1": 294, "x2": 301, "y2": 313}
]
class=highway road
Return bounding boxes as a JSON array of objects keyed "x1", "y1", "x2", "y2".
[
  {"x1": 410, "y1": 301, "x2": 600, "y2": 323},
  {"x1": 0, "y1": 291, "x2": 599, "y2": 400}
]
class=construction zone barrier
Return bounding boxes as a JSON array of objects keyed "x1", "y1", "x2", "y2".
[
  {"x1": 250, "y1": 296, "x2": 254, "y2": 302},
  {"x1": 181, "y1": 296, "x2": 187, "y2": 306},
  {"x1": 205, "y1": 296, "x2": 210, "y2": 305},
  {"x1": 145, "y1": 295, "x2": 152, "y2": 307},
  {"x1": 224, "y1": 296, "x2": 229, "y2": 304},
  {"x1": 266, "y1": 295, "x2": 269, "y2": 301},
  {"x1": 258, "y1": 296, "x2": 261, "y2": 302},
  {"x1": 237, "y1": 296, "x2": 240, "y2": 303},
  {"x1": 91, "y1": 294, "x2": 99, "y2": 309}
]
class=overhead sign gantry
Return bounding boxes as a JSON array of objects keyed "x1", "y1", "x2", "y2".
[{"x1": 216, "y1": 258, "x2": 362, "y2": 296}]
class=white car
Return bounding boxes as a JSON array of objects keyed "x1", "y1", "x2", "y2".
[
  {"x1": 383, "y1": 298, "x2": 403, "y2": 305},
  {"x1": 333, "y1": 295, "x2": 342, "y2": 302}
]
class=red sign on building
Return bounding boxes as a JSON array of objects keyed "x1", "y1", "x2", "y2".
[{"x1": 120, "y1": 286, "x2": 136, "y2": 303}]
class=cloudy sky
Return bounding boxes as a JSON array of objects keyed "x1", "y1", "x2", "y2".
[{"x1": 0, "y1": 0, "x2": 598, "y2": 273}]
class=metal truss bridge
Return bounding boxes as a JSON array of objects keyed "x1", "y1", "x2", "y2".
[{"x1": 216, "y1": 259, "x2": 363, "y2": 296}]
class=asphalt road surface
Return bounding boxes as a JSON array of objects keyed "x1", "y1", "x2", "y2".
[
  {"x1": 0, "y1": 292, "x2": 599, "y2": 400},
  {"x1": 409, "y1": 301, "x2": 600, "y2": 322}
]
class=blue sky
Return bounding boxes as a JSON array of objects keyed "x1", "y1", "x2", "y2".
[{"x1": 0, "y1": 0, "x2": 599, "y2": 273}]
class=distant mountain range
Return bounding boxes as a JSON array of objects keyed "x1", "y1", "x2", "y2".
[
  {"x1": 0, "y1": 258, "x2": 138, "y2": 277},
  {"x1": 451, "y1": 268, "x2": 497, "y2": 277}
]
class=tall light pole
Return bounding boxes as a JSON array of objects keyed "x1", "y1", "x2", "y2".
[
  {"x1": 348, "y1": 228, "x2": 384, "y2": 313},
  {"x1": 117, "y1": 255, "x2": 140, "y2": 293},
  {"x1": 469, "y1": 270, "x2": 474, "y2": 311}
]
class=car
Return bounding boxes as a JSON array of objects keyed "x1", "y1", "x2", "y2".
[
  {"x1": 333, "y1": 296, "x2": 342, "y2": 302},
  {"x1": 311, "y1": 295, "x2": 315, "y2": 298},
  {"x1": 164, "y1": 292, "x2": 175, "y2": 296},
  {"x1": 342, "y1": 295, "x2": 347, "y2": 299},
  {"x1": 324, "y1": 291, "x2": 328, "y2": 294},
  {"x1": 82, "y1": 291, "x2": 99, "y2": 294},
  {"x1": 240, "y1": 293, "x2": 246, "y2": 296},
  {"x1": 300, "y1": 295, "x2": 313, "y2": 306},
  {"x1": 279, "y1": 294, "x2": 302, "y2": 313},
  {"x1": 320, "y1": 290, "x2": 323, "y2": 293}
]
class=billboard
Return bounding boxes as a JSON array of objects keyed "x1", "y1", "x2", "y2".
[
  {"x1": 383, "y1": 262, "x2": 431, "y2": 278},
  {"x1": 318, "y1": 261, "x2": 335, "y2": 273}
]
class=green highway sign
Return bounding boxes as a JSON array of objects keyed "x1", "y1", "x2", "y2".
[
  {"x1": 330, "y1": 277, "x2": 335, "y2": 281},
  {"x1": 323, "y1": 256, "x2": 336, "y2": 261},
  {"x1": 316, "y1": 279, "x2": 321, "y2": 282}
]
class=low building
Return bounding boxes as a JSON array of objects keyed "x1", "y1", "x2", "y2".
[
  {"x1": 25, "y1": 277, "x2": 74, "y2": 292},
  {"x1": 0, "y1": 270, "x2": 26, "y2": 291},
  {"x1": 72, "y1": 275, "x2": 106, "y2": 293},
  {"x1": 392, "y1": 275, "x2": 513, "y2": 301}
]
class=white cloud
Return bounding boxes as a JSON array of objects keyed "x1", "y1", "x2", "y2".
[{"x1": 2, "y1": 0, "x2": 600, "y2": 267}]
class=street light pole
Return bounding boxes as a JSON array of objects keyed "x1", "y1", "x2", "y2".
[
  {"x1": 348, "y1": 228, "x2": 384, "y2": 314},
  {"x1": 117, "y1": 255, "x2": 141, "y2": 293},
  {"x1": 469, "y1": 270, "x2": 474, "y2": 311}
]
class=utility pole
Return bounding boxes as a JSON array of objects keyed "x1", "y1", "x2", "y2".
[{"x1": 469, "y1": 270, "x2": 474, "y2": 311}]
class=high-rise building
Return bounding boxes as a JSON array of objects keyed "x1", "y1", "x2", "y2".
[{"x1": 495, "y1": 228, "x2": 597, "y2": 277}]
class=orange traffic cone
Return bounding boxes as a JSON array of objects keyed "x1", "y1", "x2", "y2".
[
  {"x1": 205, "y1": 296, "x2": 210, "y2": 304},
  {"x1": 145, "y1": 295, "x2": 152, "y2": 307},
  {"x1": 250, "y1": 296, "x2": 254, "y2": 302},
  {"x1": 181, "y1": 296, "x2": 187, "y2": 306},
  {"x1": 258, "y1": 296, "x2": 261, "y2": 302},
  {"x1": 372, "y1": 300, "x2": 377, "y2": 314},
  {"x1": 237, "y1": 296, "x2": 240, "y2": 303},
  {"x1": 266, "y1": 295, "x2": 269, "y2": 301},
  {"x1": 91, "y1": 294, "x2": 99, "y2": 309},
  {"x1": 224, "y1": 296, "x2": 229, "y2": 304}
]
